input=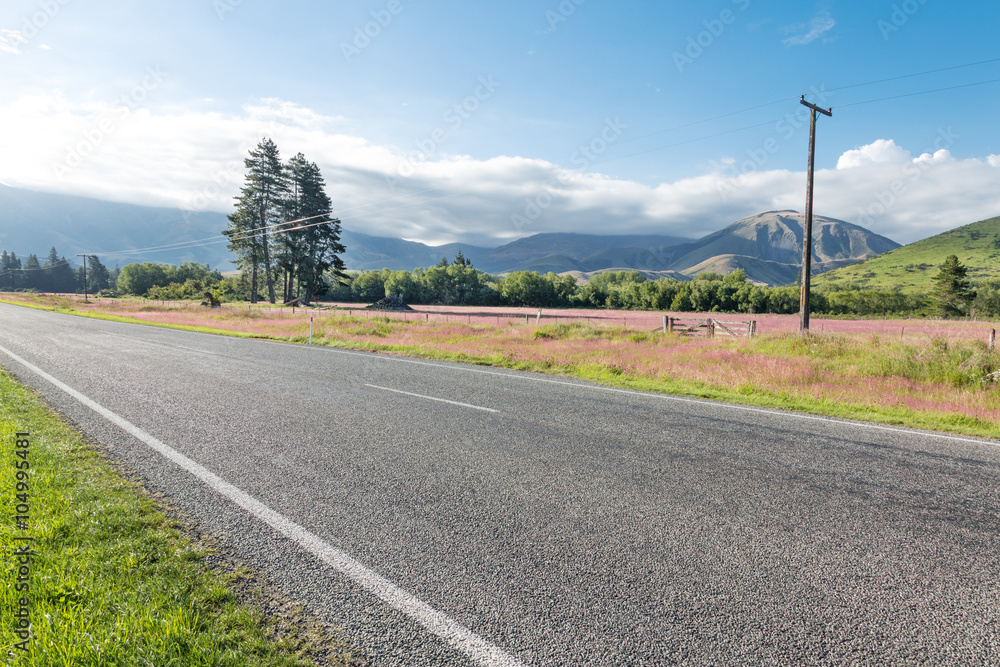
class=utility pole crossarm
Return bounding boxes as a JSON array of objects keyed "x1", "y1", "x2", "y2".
[{"x1": 800, "y1": 95, "x2": 833, "y2": 117}]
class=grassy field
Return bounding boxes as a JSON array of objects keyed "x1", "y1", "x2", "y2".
[
  {"x1": 813, "y1": 215, "x2": 1000, "y2": 292},
  {"x1": 0, "y1": 369, "x2": 355, "y2": 666},
  {"x1": 2, "y1": 292, "x2": 998, "y2": 439}
]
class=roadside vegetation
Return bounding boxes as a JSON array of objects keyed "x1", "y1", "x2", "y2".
[
  {"x1": 0, "y1": 369, "x2": 354, "y2": 665},
  {"x1": 2, "y1": 293, "x2": 997, "y2": 439},
  {"x1": 5, "y1": 242, "x2": 1000, "y2": 319}
]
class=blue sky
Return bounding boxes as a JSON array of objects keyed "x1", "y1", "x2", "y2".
[{"x1": 1, "y1": 0, "x2": 998, "y2": 248}]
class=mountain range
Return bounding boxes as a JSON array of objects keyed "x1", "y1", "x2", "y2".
[
  {"x1": 342, "y1": 210, "x2": 899, "y2": 285},
  {"x1": 0, "y1": 184, "x2": 899, "y2": 286}
]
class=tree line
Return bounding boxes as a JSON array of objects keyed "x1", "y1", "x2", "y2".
[
  {"x1": 0, "y1": 248, "x2": 113, "y2": 294},
  {"x1": 4, "y1": 242, "x2": 996, "y2": 320},
  {"x1": 327, "y1": 253, "x2": 1000, "y2": 319}
]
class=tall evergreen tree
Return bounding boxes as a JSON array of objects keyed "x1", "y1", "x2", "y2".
[
  {"x1": 42, "y1": 247, "x2": 76, "y2": 293},
  {"x1": 77, "y1": 255, "x2": 111, "y2": 292},
  {"x1": 224, "y1": 138, "x2": 287, "y2": 303},
  {"x1": 22, "y1": 253, "x2": 40, "y2": 290},
  {"x1": 278, "y1": 153, "x2": 312, "y2": 303},
  {"x1": 279, "y1": 154, "x2": 346, "y2": 304},
  {"x1": 1, "y1": 251, "x2": 22, "y2": 290},
  {"x1": 931, "y1": 255, "x2": 976, "y2": 318},
  {"x1": 224, "y1": 208, "x2": 260, "y2": 301},
  {"x1": 87, "y1": 255, "x2": 111, "y2": 291}
]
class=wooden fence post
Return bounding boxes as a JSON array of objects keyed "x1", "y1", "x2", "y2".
[
  {"x1": 707, "y1": 319, "x2": 715, "y2": 338},
  {"x1": 662, "y1": 315, "x2": 667, "y2": 333},
  {"x1": 990, "y1": 329, "x2": 996, "y2": 350}
]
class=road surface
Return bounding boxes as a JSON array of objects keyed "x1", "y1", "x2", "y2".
[{"x1": 2, "y1": 302, "x2": 999, "y2": 665}]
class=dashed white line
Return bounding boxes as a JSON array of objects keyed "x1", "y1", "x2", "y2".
[
  {"x1": 0, "y1": 342, "x2": 525, "y2": 667},
  {"x1": 333, "y1": 348, "x2": 998, "y2": 448},
  {"x1": 366, "y1": 384, "x2": 500, "y2": 413}
]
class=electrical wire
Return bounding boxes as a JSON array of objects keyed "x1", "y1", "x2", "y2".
[
  {"x1": 613, "y1": 96, "x2": 800, "y2": 146},
  {"x1": 832, "y1": 77, "x2": 1000, "y2": 109},
  {"x1": 822, "y1": 57, "x2": 1000, "y2": 95},
  {"x1": 20, "y1": 56, "x2": 997, "y2": 261}
]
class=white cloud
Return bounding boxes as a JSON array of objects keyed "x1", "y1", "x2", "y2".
[
  {"x1": 836, "y1": 139, "x2": 911, "y2": 169},
  {"x1": 0, "y1": 95, "x2": 997, "y2": 248},
  {"x1": 782, "y1": 11, "x2": 836, "y2": 46}
]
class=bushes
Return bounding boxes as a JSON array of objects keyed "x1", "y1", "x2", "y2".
[
  {"x1": 321, "y1": 260, "x2": 999, "y2": 320},
  {"x1": 118, "y1": 262, "x2": 224, "y2": 297}
]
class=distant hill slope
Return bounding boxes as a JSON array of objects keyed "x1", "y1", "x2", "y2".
[
  {"x1": 0, "y1": 185, "x2": 904, "y2": 285},
  {"x1": 667, "y1": 211, "x2": 900, "y2": 282},
  {"x1": 476, "y1": 232, "x2": 691, "y2": 274},
  {"x1": 812, "y1": 215, "x2": 1000, "y2": 292},
  {"x1": 0, "y1": 184, "x2": 232, "y2": 268},
  {"x1": 340, "y1": 230, "x2": 491, "y2": 271}
]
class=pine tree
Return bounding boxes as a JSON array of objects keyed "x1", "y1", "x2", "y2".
[
  {"x1": 87, "y1": 255, "x2": 111, "y2": 291},
  {"x1": 280, "y1": 155, "x2": 346, "y2": 304},
  {"x1": 225, "y1": 138, "x2": 287, "y2": 303},
  {"x1": 1, "y1": 251, "x2": 21, "y2": 291},
  {"x1": 931, "y1": 255, "x2": 976, "y2": 318},
  {"x1": 42, "y1": 247, "x2": 76, "y2": 293},
  {"x1": 454, "y1": 249, "x2": 471, "y2": 267},
  {"x1": 278, "y1": 153, "x2": 313, "y2": 303}
]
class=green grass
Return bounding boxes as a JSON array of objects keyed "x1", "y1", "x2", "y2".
[
  {"x1": 2, "y1": 295, "x2": 998, "y2": 439},
  {"x1": 0, "y1": 370, "x2": 355, "y2": 666},
  {"x1": 814, "y1": 215, "x2": 1000, "y2": 292}
]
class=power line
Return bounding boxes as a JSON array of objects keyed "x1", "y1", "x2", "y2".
[
  {"x1": 823, "y1": 56, "x2": 1000, "y2": 95},
  {"x1": 832, "y1": 77, "x2": 1000, "y2": 109},
  {"x1": 609, "y1": 56, "x2": 998, "y2": 146},
  {"x1": 40, "y1": 56, "x2": 1000, "y2": 261},
  {"x1": 588, "y1": 115, "x2": 809, "y2": 168},
  {"x1": 613, "y1": 96, "x2": 800, "y2": 146}
]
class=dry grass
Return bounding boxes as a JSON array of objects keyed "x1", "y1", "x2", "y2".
[{"x1": 3, "y1": 293, "x2": 998, "y2": 438}]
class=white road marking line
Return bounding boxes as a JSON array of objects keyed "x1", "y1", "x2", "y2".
[
  {"x1": 6, "y1": 302, "x2": 993, "y2": 449},
  {"x1": 0, "y1": 343, "x2": 526, "y2": 667},
  {"x1": 333, "y1": 349, "x2": 1000, "y2": 448},
  {"x1": 365, "y1": 384, "x2": 499, "y2": 413}
]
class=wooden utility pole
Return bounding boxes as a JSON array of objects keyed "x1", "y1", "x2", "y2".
[
  {"x1": 76, "y1": 254, "x2": 89, "y2": 302},
  {"x1": 799, "y1": 96, "x2": 832, "y2": 334}
]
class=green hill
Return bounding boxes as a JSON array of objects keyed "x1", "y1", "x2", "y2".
[{"x1": 813, "y1": 215, "x2": 1000, "y2": 293}]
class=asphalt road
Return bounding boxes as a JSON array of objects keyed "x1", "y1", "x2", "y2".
[{"x1": 2, "y1": 302, "x2": 1000, "y2": 665}]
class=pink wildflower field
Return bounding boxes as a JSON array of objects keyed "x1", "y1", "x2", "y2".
[{"x1": 6, "y1": 293, "x2": 999, "y2": 436}]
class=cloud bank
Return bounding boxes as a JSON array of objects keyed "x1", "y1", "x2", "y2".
[{"x1": 0, "y1": 94, "x2": 997, "y2": 247}]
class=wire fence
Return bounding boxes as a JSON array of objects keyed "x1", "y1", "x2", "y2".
[{"x1": 15, "y1": 294, "x2": 1000, "y2": 346}]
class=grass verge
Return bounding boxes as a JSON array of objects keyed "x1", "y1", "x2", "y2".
[
  {"x1": 2, "y1": 294, "x2": 998, "y2": 439},
  {"x1": 0, "y1": 369, "x2": 356, "y2": 666}
]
